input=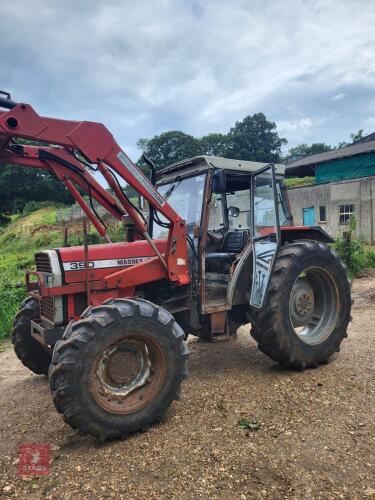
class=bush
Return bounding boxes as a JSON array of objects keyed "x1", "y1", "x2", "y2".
[
  {"x1": 88, "y1": 233, "x2": 101, "y2": 245},
  {"x1": 366, "y1": 249, "x2": 375, "y2": 268},
  {"x1": 16, "y1": 256, "x2": 34, "y2": 270},
  {"x1": 0, "y1": 287, "x2": 26, "y2": 340},
  {"x1": 333, "y1": 216, "x2": 370, "y2": 277},
  {"x1": 285, "y1": 176, "x2": 315, "y2": 188},
  {"x1": 0, "y1": 213, "x2": 11, "y2": 226},
  {"x1": 334, "y1": 237, "x2": 367, "y2": 276},
  {"x1": 22, "y1": 200, "x2": 50, "y2": 215}
]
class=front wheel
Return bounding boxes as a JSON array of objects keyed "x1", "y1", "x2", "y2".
[
  {"x1": 11, "y1": 297, "x2": 52, "y2": 375},
  {"x1": 49, "y1": 298, "x2": 188, "y2": 440},
  {"x1": 249, "y1": 241, "x2": 351, "y2": 369}
]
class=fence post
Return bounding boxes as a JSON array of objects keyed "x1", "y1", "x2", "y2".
[{"x1": 63, "y1": 226, "x2": 69, "y2": 247}]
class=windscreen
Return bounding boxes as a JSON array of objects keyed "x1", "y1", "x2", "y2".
[{"x1": 153, "y1": 174, "x2": 206, "y2": 239}]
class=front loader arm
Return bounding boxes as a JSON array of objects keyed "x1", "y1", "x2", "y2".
[
  {"x1": 0, "y1": 145, "x2": 125, "y2": 237},
  {"x1": 0, "y1": 95, "x2": 189, "y2": 286}
]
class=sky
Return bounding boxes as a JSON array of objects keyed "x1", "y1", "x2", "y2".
[{"x1": 2, "y1": 0, "x2": 375, "y2": 160}]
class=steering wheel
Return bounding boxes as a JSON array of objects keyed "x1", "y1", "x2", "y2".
[{"x1": 207, "y1": 229, "x2": 224, "y2": 246}]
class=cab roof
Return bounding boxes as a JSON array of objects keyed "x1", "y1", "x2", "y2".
[{"x1": 157, "y1": 155, "x2": 285, "y2": 182}]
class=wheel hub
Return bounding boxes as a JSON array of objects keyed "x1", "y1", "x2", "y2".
[
  {"x1": 96, "y1": 340, "x2": 151, "y2": 401},
  {"x1": 290, "y1": 277, "x2": 315, "y2": 326},
  {"x1": 89, "y1": 333, "x2": 167, "y2": 415},
  {"x1": 106, "y1": 348, "x2": 142, "y2": 385},
  {"x1": 289, "y1": 267, "x2": 340, "y2": 346},
  {"x1": 295, "y1": 290, "x2": 313, "y2": 315}
]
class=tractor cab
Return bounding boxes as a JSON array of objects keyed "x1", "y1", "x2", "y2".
[{"x1": 155, "y1": 156, "x2": 290, "y2": 326}]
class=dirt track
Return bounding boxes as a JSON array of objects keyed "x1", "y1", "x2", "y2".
[{"x1": 0, "y1": 274, "x2": 374, "y2": 499}]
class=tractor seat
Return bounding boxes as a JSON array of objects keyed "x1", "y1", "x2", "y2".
[
  {"x1": 206, "y1": 252, "x2": 237, "y2": 263},
  {"x1": 206, "y1": 231, "x2": 247, "y2": 264}
]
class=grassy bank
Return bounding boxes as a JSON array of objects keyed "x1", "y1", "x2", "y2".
[
  {"x1": 0, "y1": 204, "x2": 63, "y2": 340},
  {"x1": 0, "y1": 203, "x2": 125, "y2": 340}
]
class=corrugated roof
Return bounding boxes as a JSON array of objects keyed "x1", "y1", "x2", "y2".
[{"x1": 286, "y1": 139, "x2": 375, "y2": 170}]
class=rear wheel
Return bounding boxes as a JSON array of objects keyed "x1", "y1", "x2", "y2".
[
  {"x1": 49, "y1": 298, "x2": 188, "y2": 440},
  {"x1": 249, "y1": 241, "x2": 351, "y2": 369},
  {"x1": 11, "y1": 297, "x2": 51, "y2": 375}
]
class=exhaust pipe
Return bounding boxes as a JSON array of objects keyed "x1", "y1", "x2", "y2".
[{"x1": 0, "y1": 91, "x2": 17, "y2": 109}]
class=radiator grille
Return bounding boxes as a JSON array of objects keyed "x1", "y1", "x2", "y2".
[
  {"x1": 35, "y1": 253, "x2": 52, "y2": 273},
  {"x1": 36, "y1": 253, "x2": 55, "y2": 322},
  {"x1": 40, "y1": 297, "x2": 55, "y2": 323}
]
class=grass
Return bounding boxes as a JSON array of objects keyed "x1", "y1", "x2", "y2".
[
  {"x1": 0, "y1": 204, "x2": 63, "y2": 340},
  {"x1": 285, "y1": 176, "x2": 315, "y2": 188},
  {"x1": 238, "y1": 418, "x2": 261, "y2": 431},
  {"x1": 0, "y1": 288, "x2": 26, "y2": 341},
  {"x1": 0, "y1": 203, "x2": 125, "y2": 340}
]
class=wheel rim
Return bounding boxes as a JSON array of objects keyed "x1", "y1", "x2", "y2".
[
  {"x1": 89, "y1": 334, "x2": 166, "y2": 414},
  {"x1": 289, "y1": 267, "x2": 339, "y2": 345}
]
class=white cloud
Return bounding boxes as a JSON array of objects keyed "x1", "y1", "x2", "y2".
[
  {"x1": 277, "y1": 115, "x2": 334, "y2": 144},
  {"x1": 277, "y1": 118, "x2": 313, "y2": 134},
  {"x1": 1, "y1": 0, "x2": 375, "y2": 156}
]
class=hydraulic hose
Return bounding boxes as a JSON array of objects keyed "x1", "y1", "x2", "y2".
[{"x1": 141, "y1": 154, "x2": 157, "y2": 236}]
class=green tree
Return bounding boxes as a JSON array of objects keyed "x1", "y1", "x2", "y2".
[
  {"x1": 199, "y1": 133, "x2": 229, "y2": 156},
  {"x1": 287, "y1": 142, "x2": 332, "y2": 158},
  {"x1": 226, "y1": 113, "x2": 287, "y2": 163},
  {"x1": 0, "y1": 165, "x2": 73, "y2": 214},
  {"x1": 337, "y1": 129, "x2": 366, "y2": 149},
  {"x1": 137, "y1": 113, "x2": 287, "y2": 169},
  {"x1": 137, "y1": 131, "x2": 200, "y2": 170},
  {"x1": 350, "y1": 129, "x2": 364, "y2": 143}
]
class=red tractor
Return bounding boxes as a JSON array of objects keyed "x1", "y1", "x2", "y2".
[{"x1": 0, "y1": 93, "x2": 351, "y2": 440}]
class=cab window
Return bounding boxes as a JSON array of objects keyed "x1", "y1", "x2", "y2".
[
  {"x1": 208, "y1": 193, "x2": 224, "y2": 230},
  {"x1": 226, "y1": 189, "x2": 251, "y2": 229}
]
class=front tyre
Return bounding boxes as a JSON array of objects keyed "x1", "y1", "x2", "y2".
[
  {"x1": 11, "y1": 297, "x2": 51, "y2": 375},
  {"x1": 49, "y1": 298, "x2": 188, "y2": 440},
  {"x1": 249, "y1": 241, "x2": 351, "y2": 369}
]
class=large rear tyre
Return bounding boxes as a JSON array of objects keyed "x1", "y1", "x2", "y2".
[
  {"x1": 249, "y1": 241, "x2": 351, "y2": 369},
  {"x1": 49, "y1": 298, "x2": 188, "y2": 440},
  {"x1": 11, "y1": 297, "x2": 51, "y2": 375}
]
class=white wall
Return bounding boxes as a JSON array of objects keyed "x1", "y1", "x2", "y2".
[{"x1": 287, "y1": 177, "x2": 375, "y2": 243}]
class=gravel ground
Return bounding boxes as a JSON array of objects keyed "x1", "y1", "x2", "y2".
[{"x1": 0, "y1": 273, "x2": 374, "y2": 499}]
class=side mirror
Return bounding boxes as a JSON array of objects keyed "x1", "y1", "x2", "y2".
[
  {"x1": 228, "y1": 206, "x2": 240, "y2": 218},
  {"x1": 212, "y1": 169, "x2": 226, "y2": 193}
]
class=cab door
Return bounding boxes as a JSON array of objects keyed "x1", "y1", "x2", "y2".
[{"x1": 250, "y1": 165, "x2": 281, "y2": 308}]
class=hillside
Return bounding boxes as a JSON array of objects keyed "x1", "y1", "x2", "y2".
[
  {"x1": 0, "y1": 204, "x2": 62, "y2": 339},
  {"x1": 0, "y1": 204, "x2": 124, "y2": 340}
]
